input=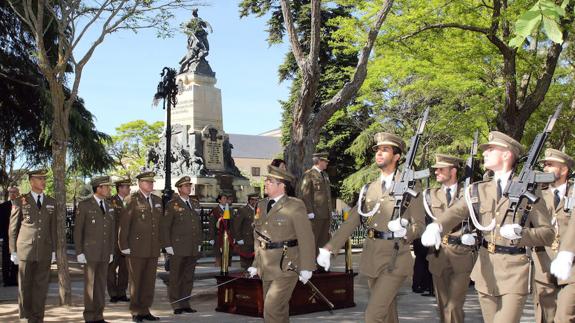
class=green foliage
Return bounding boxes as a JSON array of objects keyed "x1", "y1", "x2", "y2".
[{"x1": 509, "y1": 0, "x2": 571, "y2": 47}]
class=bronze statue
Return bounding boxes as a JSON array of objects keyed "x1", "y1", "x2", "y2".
[{"x1": 180, "y1": 9, "x2": 213, "y2": 74}]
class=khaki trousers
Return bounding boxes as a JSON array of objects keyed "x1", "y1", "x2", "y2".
[
  {"x1": 533, "y1": 279, "x2": 558, "y2": 323},
  {"x1": 365, "y1": 273, "x2": 405, "y2": 323},
  {"x1": 477, "y1": 291, "x2": 527, "y2": 323},
  {"x1": 107, "y1": 253, "x2": 128, "y2": 298},
  {"x1": 168, "y1": 255, "x2": 198, "y2": 310},
  {"x1": 83, "y1": 261, "x2": 108, "y2": 321},
  {"x1": 18, "y1": 259, "x2": 51, "y2": 323},
  {"x1": 311, "y1": 218, "x2": 329, "y2": 253},
  {"x1": 127, "y1": 257, "x2": 158, "y2": 315},
  {"x1": 432, "y1": 269, "x2": 470, "y2": 323},
  {"x1": 262, "y1": 275, "x2": 298, "y2": 323},
  {"x1": 555, "y1": 283, "x2": 575, "y2": 323}
]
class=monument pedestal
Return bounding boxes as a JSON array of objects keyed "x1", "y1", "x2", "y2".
[{"x1": 215, "y1": 272, "x2": 356, "y2": 317}]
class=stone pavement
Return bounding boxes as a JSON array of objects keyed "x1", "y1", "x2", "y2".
[{"x1": 0, "y1": 252, "x2": 536, "y2": 322}]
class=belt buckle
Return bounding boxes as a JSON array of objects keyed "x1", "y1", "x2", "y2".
[
  {"x1": 367, "y1": 229, "x2": 374, "y2": 239},
  {"x1": 487, "y1": 242, "x2": 496, "y2": 254},
  {"x1": 552, "y1": 238, "x2": 560, "y2": 251},
  {"x1": 442, "y1": 235, "x2": 449, "y2": 246},
  {"x1": 260, "y1": 240, "x2": 267, "y2": 250}
]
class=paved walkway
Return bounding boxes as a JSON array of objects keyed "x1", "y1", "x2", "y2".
[{"x1": 0, "y1": 253, "x2": 536, "y2": 322}]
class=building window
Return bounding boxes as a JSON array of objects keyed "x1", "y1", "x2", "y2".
[{"x1": 251, "y1": 167, "x2": 261, "y2": 176}]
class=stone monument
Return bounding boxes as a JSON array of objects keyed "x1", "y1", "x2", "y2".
[{"x1": 149, "y1": 9, "x2": 251, "y2": 202}]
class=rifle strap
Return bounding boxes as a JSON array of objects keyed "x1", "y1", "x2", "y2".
[
  {"x1": 471, "y1": 183, "x2": 481, "y2": 219},
  {"x1": 519, "y1": 201, "x2": 534, "y2": 228}
]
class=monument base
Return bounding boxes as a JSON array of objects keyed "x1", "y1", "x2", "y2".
[{"x1": 215, "y1": 272, "x2": 356, "y2": 317}]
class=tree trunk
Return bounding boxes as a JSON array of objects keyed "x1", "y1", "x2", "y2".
[{"x1": 285, "y1": 124, "x2": 320, "y2": 186}]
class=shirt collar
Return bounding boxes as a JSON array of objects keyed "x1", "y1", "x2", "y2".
[
  {"x1": 313, "y1": 166, "x2": 323, "y2": 173},
  {"x1": 180, "y1": 195, "x2": 190, "y2": 203},
  {"x1": 380, "y1": 173, "x2": 394, "y2": 190},
  {"x1": 442, "y1": 183, "x2": 458, "y2": 194},
  {"x1": 272, "y1": 194, "x2": 285, "y2": 203},
  {"x1": 93, "y1": 195, "x2": 103, "y2": 205},
  {"x1": 552, "y1": 182, "x2": 568, "y2": 199},
  {"x1": 30, "y1": 191, "x2": 43, "y2": 202},
  {"x1": 139, "y1": 190, "x2": 150, "y2": 199},
  {"x1": 494, "y1": 170, "x2": 513, "y2": 189}
]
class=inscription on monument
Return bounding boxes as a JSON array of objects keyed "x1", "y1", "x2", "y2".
[{"x1": 202, "y1": 126, "x2": 224, "y2": 170}]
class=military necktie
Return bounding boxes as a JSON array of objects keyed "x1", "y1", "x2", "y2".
[
  {"x1": 554, "y1": 189, "x2": 561, "y2": 209},
  {"x1": 99, "y1": 200, "x2": 106, "y2": 214},
  {"x1": 267, "y1": 199, "x2": 275, "y2": 213},
  {"x1": 446, "y1": 187, "x2": 452, "y2": 206},
  {"x1": 185, "y1": 200, "x2": 192, "y2": 210},
  {"x1": 496, "y1": 179, "x2": 502, "y2": 202},
  {"x1": 36, "y1": 195, "x2": 42, "y2": 209},
  {"x1": 147, "y1": 196, "x2": 152, "y2": 209}
]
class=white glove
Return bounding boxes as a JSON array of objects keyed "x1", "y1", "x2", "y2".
[
  {"x1": 237, "y1": 240, "x2": 245, "y2": 245},
  {"x1": 209, "y1": 240, "x2": 215, "y2": 246},
  {"x1": 299, "y1": 270, "x2": 313, "y2": 284},
  {"x1": 10, "y1": 252, "x2": 18, "y2": 264},
  {"x1": 109, "y1": 254, "x2": 114, "y2": 264},
  {"x1": 77, "y1": 253, "x2": 87, "y2": 264},
  {"x1": 51, "y1": 252, "x2": 56, "y2": 263},
  {"x1": 500, "y1": 224, "x2": 522, "y2": 240},
  {"x1": 316, "y1": 248, "x2": 331, "y2": 271},
  {"x1": 247, "y1": 266, "x2": 258, "y2": 278},
  {"x1": 121, "y1": 249, "x2": 131, "y2": 255},
  {"x1": 421, "y1": 223, "x2": 443, "y2": 250},
  {"x1": 165, "y1": 246, "x2": 175, "y2": 255},
  {"x1": 388, "y1": 218, "x2": 408, "y2": 232},
  {"x1": 551, "y1": 251, "x2": 574, "y2": 281},
  {"x1": 460, "y1": 233, "x2": 476, "y2": 246},
  {"x1": 392, "y1": 227, "x2": 407, "y2": 238},
  {"x1": 307, "y1": 213, "x2": 315, "y2": 219}
]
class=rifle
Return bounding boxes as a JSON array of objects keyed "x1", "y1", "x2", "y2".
[{"x1": 461, "y1": 130, "x2": 479, "y2": 235}]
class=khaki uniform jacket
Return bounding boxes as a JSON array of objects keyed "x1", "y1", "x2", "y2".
[
  {"x1": 299, "y1": 168, "x2": 333, "y2": 219},
  {"x1": 232, "y1": 205, "x2": 255, "y2": 253},
  {"x1": 437, "y1": 179, "x2": 554, "y2": 296},
  {"x1": 329, "y1": 175, "x2": 426, "y2": 278},
  {"x1": 73, "y1": 196, "x2": 115, "y2": 262},
  {"x1": 109, "y1": 195, "x2": 126, "y2": 254},
  {"x1": 557, "y1": 192, "x2": 575, "y2": 284},
  {"x1": 426, "y1": 186, "x2": 475, "y2": 276},
  {"x1": 9, "y1": 193, "x2": 57, "y2": 262},
  {"x1": 252, "y1": 196, "x2": 316, "y2": 281},
  {"x1": 161, "y1": 196, "x2": 203, "y2": 258},
  {"x1": 119, "y1": 191, "x2": 163, "y2": 258}
]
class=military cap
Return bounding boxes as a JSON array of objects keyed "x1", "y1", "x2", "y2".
[
  {"x1": 312, "y1": 152, "x2": 329, "y2": 162},
  {"x1": 90, "y1": 176, "x2": 112, "y2": 187},
  {"x1": 478, "y1": 131, "x2": 525, "y2": 157},
  {"x1": 539, "y1": 148, "x2": 575, "y2": 169},
  {"x1": 113, "y1": 177, "x2": 132, "y2": 186},
  {"x1": 28, "y1": 169, "x2": 48, "y2": 179},
  {"x1": 175, "y1": 176, "x2": 192, "y2": 187},
  {"x1": 431, "y1": 154, "x2": 464, "y2": 169},
  {"x1": 135, "y1": 171, "x2": 156, "y2": 182},
  {"x1": 372, "y1": 132, "x2": 407, "y2": 153},
  {"x1": 247, "y1": 193, "x2": 259, "y2": 199},
  {"x1": 266, "y1": 165, "x2": 295, "y2": 183}
]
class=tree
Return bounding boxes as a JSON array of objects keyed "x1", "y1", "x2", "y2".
[{"x1": 7, "y1": 0, "x2": 200, "y2": 305}]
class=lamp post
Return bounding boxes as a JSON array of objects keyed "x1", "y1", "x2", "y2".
[{"x1": 154, "y1": 67, "x2": 178, "y2": 206}]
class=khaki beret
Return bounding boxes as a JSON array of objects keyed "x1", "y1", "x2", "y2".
[
  {"x1": 539, "y1": 148, "x2": 575, "y2": 169},
  {"x1": 90, "y1": 176, "x2": 112, "y2": 187},
  {"x1": 312, "y1": 152, "x2": 329, "y2": 161},
  {"x1": 478, "y1": 131, "x2": 525, "y2": 157},
  {"x1": 136, "y1": 171, "x2": 156, "y2": 182},
  {"x1": 372, "y1": 132, "x2": 406, "y2": 153},
  {"x1": 28, "y1": 169, "x2": 48, "y2": 179},
  {"x1": 113, "y1": 177, "x2": 132, "y2": 186},
  {"x1": 175, "y1": 176, "x2": 192, "y2": 187},
  {"x1": 431, "y1": 154, "x2": 464, "y2": 169},
  {"x1": 266, "y1": 165, "x2": 295, "y2": 183}
]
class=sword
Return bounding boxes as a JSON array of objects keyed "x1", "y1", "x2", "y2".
[
  {"x1": 169, "y1": 274, "x2": 246, "y2": 304},
  {"x1": 286, "y1": 261, "x2": 335, "y2": 314}
]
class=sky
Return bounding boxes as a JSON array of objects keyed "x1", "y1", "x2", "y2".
[{"x1": 77, "y1": 1, "x2": 290, "y2": 136}]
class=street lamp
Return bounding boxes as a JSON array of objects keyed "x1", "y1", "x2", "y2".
[{"x1": 153, "y1": 67, "x2": 178, "y2": 206}]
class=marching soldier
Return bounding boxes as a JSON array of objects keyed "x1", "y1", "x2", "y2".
[
  {"x1": 74, "y1": 176, "x2": 115, "y2": 323},
  {"x1": 107, "y1": 177, "x2": 131, "y2": 303},
  {"x1": 161, "y1": 176, "x2": 203, "y2": 315},
  {"x1": 119, "y1": 171, "x2": 162, "y2": 322},
  {"x1": 317, "y1": 132, "x2": 426, "y2": 322},
  {"x1": 425, "y1": 154, "x2": 475, "y2": 323},
  {"x1": 421, "y1": 131, "x2": 554, "y2": 323},
  {"x1": 209, "y1": 193, "x2": 230, "y2": 267},
  {"x1": 9, "y1": 169, "x2": 57, "y2": 323},
  {"x1": 299, "y1": 152, "x2": 333, "y2": 255},
  {"x1": 247, "y1": 165, "x2": 315, "y2": 323},
  {"x1": 232, "y1": 193, "x2": 258, "y2": 269}
]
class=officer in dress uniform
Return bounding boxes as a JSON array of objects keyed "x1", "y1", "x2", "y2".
[
  {"x1": 421, "y1": 131, "x2": 554, "y2": 323},
  {"x1": 74, "y1": 176, "x2": 115, "y2": 323},
  {"x1": 299, "y1": 152, "x2": 333, "y2": 255},
  {"x1": 317, "y1": 132, "x2": 426, "y2": 323},
  {"x1": 425, "y1": 154, "x2": 475, "y2": 323},
  {"x1": 161, "y1": 176, "x2": 203, "y2": 315},
  {"x1": 247, "y1": 165, "x2": 315, "y2": 323},
  {"x1": 107, "y1": 177, "x2": 131, "y2": 303},
  {"x1": 9, "y1": 169, "x2": 57, "y2": 323},
  {"x1": 232, "y1": 193, "x2": 258, "y2": 269},
  {"x1": 119, "y1": 171, "x2": 162, "y2": 322}
]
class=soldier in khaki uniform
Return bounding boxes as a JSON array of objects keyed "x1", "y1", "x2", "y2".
[
  {"x1": 247, "y1": 165, "x2": 315, "y2": 323},
  {"x1": 422, "y1": 131, "x2": 554, "y2": 323},
  {"x1": 161, "y1": 176, "x2": 203, "y2": 315},
  {"x1": 317, "y1": 133, "x2": 426, "y2": 323},
  {"x1": 424, "y1": 154, "x2": 475, "y2": 323},
  {"x1": 74, "y1": 176, "x2": 115, "y2": 323},
  {"x1": 232, "y1": 193, "x2": 258, "y2": 269},
  {"x1": 299, "y1": 152, "x2": 333, "y2": 253},
  {"x1": 9, "y1": 169, "x2": 57, "y2": 323},
  {"x1": 531, "y1": 149, "x2": 574, "y2": 322},
  {"x1": 107, "y1": 177, "x2": 131, "y2": 303},
  {"x1": 119, "y1": 171, "x2": 162, "y2": 322}
]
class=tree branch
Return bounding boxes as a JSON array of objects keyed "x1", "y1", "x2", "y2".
[
  {"x1": 397, "y1": 22, "x2": 489, "y2": 41},
  {"x1": 280, "y1": 0, "x2": 305, "y2": 68}
]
